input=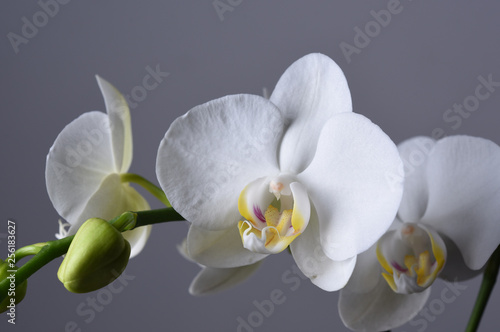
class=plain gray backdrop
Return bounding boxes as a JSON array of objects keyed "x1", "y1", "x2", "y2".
[{"x1": 2, "y1": 1, "x2": 500, "y2": 331}]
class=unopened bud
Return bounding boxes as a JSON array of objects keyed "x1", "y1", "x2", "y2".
[{"x1": 58, "y1": 218, "x2": 130, "y2": 293}]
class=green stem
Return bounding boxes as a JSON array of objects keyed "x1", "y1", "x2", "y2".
[
  {"x1": 109, "y1": 212, "x2": 138, "y2": 232},
  {"x1": 134, "y1": 208, "x2": 184, "y2": 228},
  {"x1": 14, "y1": 243, "x2": 47, "y2": 261},
  {"x1": 0, "y1": 207, "x2": 184, "y2": 302},
  {"x1": 465, "y1": 245, "x2": 500, "y2": 332},
  {"x1": 121, "y1": 173, "x2": 170, "y2": 207}
]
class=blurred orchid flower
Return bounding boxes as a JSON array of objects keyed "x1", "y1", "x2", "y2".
[
  {"x1": 339, "y1": 136, "x2": 500, "y2": 331},
  {"x1": 156, "y1": 53, "x2": 403, "y2": 291},
  {"x1": 46, "y1": 76, "x2": 151, "y2": 258}
]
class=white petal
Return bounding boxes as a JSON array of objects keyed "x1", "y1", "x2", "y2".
[
  {"x1": 339, "y1": 274, "x2": 431, "y2": 332},
  {"x1": 344, "y1": 244, "x2": 380, "y2": 294},
  {"x1": 189, "y1": 262, "x2": 262, "y2": 296},
  {"x1": 238, "y1": 176, "x2": 275, "y2": 225},
  {"x1": 270, "y1": 53, "x2": 352, "y2": 173},
  {"x1": 177, "y1": 238, "x2": 196, "y2": 263},
  {"x1": 124, "y1": 225, "x2": 152, "y2": 258},
  {"x1": 67, "y1": 174, "x2": 151, "y2": 258},
  {"x1": 187, "y1": 224, "x2": 268, "y2": 268},
  {"x1": 397, "y1": 136, "x2": 436, "y2": 223},
  {"x1": 46, "y1": 111, "x2": 114, "y2": 224},
  {"x1": 298, "y1": 113, "x2": 403, "y2": 261},
  {"x1": 290, "y1": 182, "x2": 310, "y2": 233},
  {"x1": 156, "y1": 94, "x2": 282, "y2": 230},
  {"x1": 96, "y1": 76, "x2": 133, "y2": 173},
  {"x1": 290, "y1": 208, "x2": 357, "y2": 291},
  {"x1": 438, "y1": 234, "x2": 483, "y2": 282},
  {"x1": 421, "y1": 136, "x2": 500, "y2": 270}
]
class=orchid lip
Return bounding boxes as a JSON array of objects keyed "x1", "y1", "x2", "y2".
[
  {"x1": 237, "y1": 174, "x2": 310, "y2": 254},
  {"x1": 377, "y1": 223, "x2": 447, "y2": 294}
]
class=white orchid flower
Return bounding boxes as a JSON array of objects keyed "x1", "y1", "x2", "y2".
[
  {"x1": 156, "y1": 53, "x2": 404, "y2": 291},
  {"x1": 46, "y1": 76, "x2": 152, "y2": 258},
  {"x1": 339, "y1": 135, "x2": 500, "y2": 331}
]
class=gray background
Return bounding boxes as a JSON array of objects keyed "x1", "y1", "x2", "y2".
[{"x1": 2, "y1": 1, "x2": 500, "y2": 331}]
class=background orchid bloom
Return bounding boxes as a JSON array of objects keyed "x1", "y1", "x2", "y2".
[
  {"x1": 339, "y1": 135, "x2": 500, "y2": 331},
  {"x1": 156, "y1": 53, "x2": 403, "y2": 291},
  {"x1": 46, "y1": 76, "x2": 152, "y2": 258}
]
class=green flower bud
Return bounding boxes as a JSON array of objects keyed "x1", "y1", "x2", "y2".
[
  {"x1": 0, "y1": 259, "x2": 27, "y2": 313},
  {"x1": 58, "y1": 218, "x2": 131, "y2": 293}
]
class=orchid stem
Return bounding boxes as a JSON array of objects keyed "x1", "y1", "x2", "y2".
[
  {"x1": 0, "y1": 207, "x2": 184, "y2": 303},
  {"x1": 465, "y1": 245, "x2": 500, "y2": 332},
  {"x1": 134, "y1": 208, "x2": 184, "y2": 228},
  {"x1": 14, "y1": 243, "x2": 47, "y2": 261},
  {"x1": 121, "y1": 173, "x2": 171, "y2": 207}
]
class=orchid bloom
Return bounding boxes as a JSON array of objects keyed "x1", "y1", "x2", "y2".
[
  {"x1": 156, "y1": 53, "x2": 404, "y2": 291},
  {"x1": 46, "y1": 76, "x2": 151, "y2": 258},
  {"x1": 339, "y1": 136, "x2": 500, "y2": 331}
]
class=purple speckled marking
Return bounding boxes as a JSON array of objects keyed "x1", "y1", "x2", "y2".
[
  {"x1": 253, "y1": 205, "x2": 266, "y2": 223},
  {"x1": 391, "y1": 261, "x2": 408, "y2": 273}
]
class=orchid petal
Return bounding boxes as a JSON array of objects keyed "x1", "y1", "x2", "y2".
[
  {"x1": 421, "y1": 136, "x2": 500, "y2": 270},
  {"x1": 177, "y1": 238, "x2": 262, "y2": 295},
  {"x1": 270, "y1": 53, "x2": 352, "y2": 173},
  {"x1": 238, "y1": 176, "x2": 275, "y2": 227},
  {"x1": 290, "y1": 208, "x2": 356, "y2": 291},
  {"x1": 177, "y1": 238, "x2": 196, "y2": 264},
  {"x1": 339, "y1": 273, "x2": 431, "y2": 332},
  {"x1": 46, "y1": 112, "x2": 114, "y2": 225},
  {"x1": 187, "y1": 225, "x2": 268, "y2": 268},
  {"x1": 438, "y1": 234, "x2": 482, "y2": 282},
  {"x1": 397, "y1": 136, "x2": 436, "y2": 223},
  {"x1": 67, "y1": 174, "x2": 151, "y2": 258},
  {"x1": 156, "y1": 94, "x2": 283, "y2": 230},
  {"x1": 290, "y1": 182, "x2": 310, "y2": 233},
  {"x1": 96, "y1": 76, "x2": 133, "y2": 173},
  {"x1": 298, "y1": 113, "x2": 403, "y2": 261},
  {"x1": 344, "y1": 244, "x2": 381, "y2": 294},
  {"x1": 188, "y1": 262, "x2": 262, "y2": 296}
]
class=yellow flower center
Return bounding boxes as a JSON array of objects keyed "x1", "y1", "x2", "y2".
[
  {"x1": 237, "y1": 175, "x2": 310, "y2": 254},
  {"x1": 376, "y1": 223, "x2": 446, "y2": 294}
]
